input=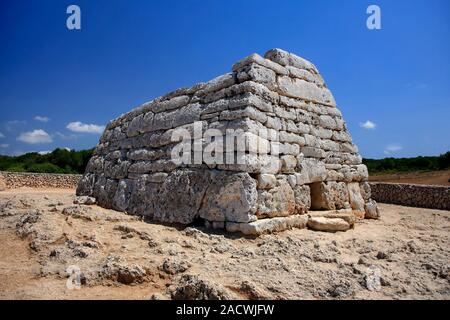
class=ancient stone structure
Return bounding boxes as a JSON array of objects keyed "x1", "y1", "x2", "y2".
[{"x1": 77, "y1": 48, "x2": 380, "y2": 235}]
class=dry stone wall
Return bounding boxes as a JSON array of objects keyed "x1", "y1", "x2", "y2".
[
  {"x1": 77, "y1": 48, "x2": 380, "y2": 235},
  {"x1": 0, "y1": 171, "x2": 81, "y2": 190},
  {"x1": 370, "y1": 182, "x2": 450, "y2": 211}
]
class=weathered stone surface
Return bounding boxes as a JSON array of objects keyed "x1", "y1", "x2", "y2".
[
  {"x1": 169, "y1": 274, "x2": 235, "y2": 300},
  {"x1": 113, "y1": 179, "x2": 134, "y2": 212},
  {"x1": 154, "y1": 170, "x2": 212, "y2": 224},
  {"x1": 76, "y1": 173, "x2": 95, "y2": 196},
  {"x1": 280, "y1": 155, "x2": 297, "y2": 173},
  {"x1": 364, "y1": 200, "x2": 380, "y2": 219},
  {"x1": 77, "y1": 48, "x2": 379, "y2": 234},
  {"x1": 308, "y1": 210, "x2": 356, "y2": 227},
  {"x1": 226, "y1": 214, "x2": 308, "y2": 235},
  {"x1": 148, "y1": 172, "x2": 168, "y2": 183},
  {"x1": 264, "y1": 48, "x2": 317, "y2": 73},
  {"x1": 347, "y1": 182, "x2": 366, "y2": 216},
  {"x1": 73, "y1": 196, "x2": 96, "y2": 205},
  {"x1": 360, "y1": 181, "x2": 372, "y2": 201},
  {"x1": 257, "y1": 174, "x2": 277, "y2": 190},
  {"x1": 199, "y1": 171, "x2": 257, "y2": 223},
  {"x1": 276, "y1": 76, "x2": 335, "y2": 106},
  {"x1": 257, "y1": 180, "x2": 296, "y2": 218},
  {"x1": 297, "y1": 158, "x2": 327, "y2": 184},
  {"x1": 293, "y1": 185, "x2": 311, "y2": 214},
  {"x1": 232, "y1": 53, "x2": 288, "y2": 76},
  {"x1": 237, "y1": 63, "x2": 277, "y2": 90},
  {"x1": 307, "y1": 216, "x2": 351, "y2": 232},
  {"x1": 328, "y1": 181, "x2": 350, "y2": 210}
]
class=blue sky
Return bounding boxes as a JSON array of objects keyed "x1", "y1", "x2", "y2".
[{"x1": 0, "y1": 0, "x2": 449, "y2": 159}]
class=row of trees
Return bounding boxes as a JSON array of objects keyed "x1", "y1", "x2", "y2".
[
  {"x1": 0, "y1": 148, "x2": 94, "y2": 174},
  {"x1": 0, "y1": 148, "x2": 449, "y2": 175},
  {"x1": 363, "y1": 152, "x2": 450, "y2": 174}
]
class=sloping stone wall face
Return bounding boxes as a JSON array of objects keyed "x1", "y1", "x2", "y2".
[{"x1": 77, "y1": 48, "x2": 379, "y2": 234}]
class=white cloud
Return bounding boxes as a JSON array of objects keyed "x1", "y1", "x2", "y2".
[
  {"x1": 66, "y1": 121, "x2": 105, "y2": 134},
  {"x1": 55, "y1": 131, "x2": 78, "y2": 140},
  {"x1": 34, "y1": 116, "x2": 50, "y2": 122},
  {"x1": 0, "y1": 143, "x2": 9, "y2": 148},
  {"x1": 38, "y1": 150, "x2": 51, "y2": 155},
  {"x1": 384, "y1": 144, "x2": 403, "y2": 154},
  {"x1": 0, "y1": 132, "x2": 4, "y2": 138},
  {"x1": 17, "y1": 129, "x2": 53, "y2": 144},
  {"x1": 360, "y1": 120, "x2": 376, "y2": 129},
  {"x1": 5, "y1": 120, "x2": 26, "y2": 131}
]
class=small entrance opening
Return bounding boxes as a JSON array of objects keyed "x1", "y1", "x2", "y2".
[{"x1": 309, "y1": 182, "x2": 326, "y2": 211}]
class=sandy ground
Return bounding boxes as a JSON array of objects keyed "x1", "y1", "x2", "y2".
[
  {"x1": 0, "y1": 188, "x2": 449, "y2": 300},
  {"x1": 370, "y1": 170, "x2": 450, "y2": 186}
]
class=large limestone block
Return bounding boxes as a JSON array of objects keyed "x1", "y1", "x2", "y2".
[
  {"x1": 218, "y1": 154, "x2": 281, "y2": 174},
  {"x1": 286, "y1": 65, "x2": 324, "y2": 86},
  {"x1": 113, "y1": 179, "x2": 135, "y2": 212},
  {"x1": 276, "y1": 76, "x2": 335, "y2": 106},
  {"x1": 93, "y1": 177, "x2": 117, "y2": 209},
  {"x1": 126, "y1": 113, "x2": 144, "y2": 137},
  {"x1": 232, "y1": 53, "x2": 288, "y2": 76},
  {"x1": 172, "y1": 103, "x2": 202, "y2": 128},
  {"x1": 257, "y1": 180, "x2": 296, "y2": 218},
  {"x1": 364, "y1": 200, "x2": 380, "y2": 219},
  {"x1": 307, "y1": 216, "x2": 351, "y2": 232},
  {"x1": 128, "y1": 149, "x2": 166, "y2": 161},
  {"x1": 353, "y1": 164, "x2": 369, "y2": 182},
  {"x1": 297, "y1": 158, "x2": 327, "y2": 184},
  {"x1": 281, "y1": 155, "x2": 298, "y2": 173},
  {"x1": 196, "y1": 73, "x2": 236, "y2": 96},
  {"x1": 226, "y1": 214, "x2": 308, "y2": 235},
  {"x1": 293, "y1": 185, "x2": 311, "y2": 214},
  {"x1": 347, "y1": 182, "x2": 365, "y2": 213},
  {"x1": 126, "y1": 170, "x2": 212, "y2": 224},
  {"x1": 85, "y1": 156, "x2": 104, "y2": 174},
  {"x1": 328, "y1": 181, "x2": 350, "y2": 209},
  {"x1": 257, "y1": 174, "x2": 277, "y2": 189},
  {"x1": 127, "y1": 174, "x2": 155, "y2": 216},
  {"x1": 264, "y1": 48, "x2": 317, "y2": 73},
  {"x1": 152, "y1": 95, "x2": 191, "y2": 113},
  {"x1": 76, "y1": 173, "x2": 96, "y2": 197},
  {"x1": 359, "y1": 181, "x2": 372, "y2": 201},
  {"x1": 236, "y1": 63, "x2": 277, "y2": 91},
  {"x1": 308, "y1": 210, "x2": 356, "y2": 227},
  {"x1": 199, "y1": 171, "x2": 258, "y2": 223},
  {"x1": 152, "y1": 170, "x2": 211, "y2": 224}
]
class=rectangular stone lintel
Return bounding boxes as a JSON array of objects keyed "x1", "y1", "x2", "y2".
[{"x1": 225, "y1": 214, "x2": 308, "y2": 235}]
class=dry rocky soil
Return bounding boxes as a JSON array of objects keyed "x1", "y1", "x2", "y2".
[
  {"x1": 370, "y1": 169, "x2": 450, "y2": 186},
  {"x1": 0, "y1": 188, "x2": 449, "y2": 300}
]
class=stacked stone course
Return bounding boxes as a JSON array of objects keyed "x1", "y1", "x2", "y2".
[
  {"x1": 77, "y1": 48, "x2": 379, "y2": 235},
  {"x1": 370, "y1": 182, "x2": 450, "y2": 211}
]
